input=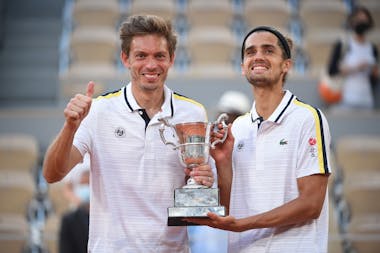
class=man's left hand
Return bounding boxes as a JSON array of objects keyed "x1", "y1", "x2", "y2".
[{"x1": 184, "y1": 164, "x2": 214, "y2": 187}]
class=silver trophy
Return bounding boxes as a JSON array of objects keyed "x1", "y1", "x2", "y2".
[{"x1": 158, "y1": 114, "x2": 228, "y2": 226}]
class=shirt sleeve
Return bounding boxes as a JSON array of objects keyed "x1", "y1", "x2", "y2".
[{"x1": 296, "y1": 109, "x2": 331, "y2": 178}]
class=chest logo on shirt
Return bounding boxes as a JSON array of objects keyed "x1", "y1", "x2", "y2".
[
  {"x1": 279, "y1": 138, "x2": 288, "y2": 145},
  {"x1": 115, "y1": 127, "x2": 126, "y2": 138},
  {"x1": 237, "y1": 141, "x2": 244, "y2": 151}
]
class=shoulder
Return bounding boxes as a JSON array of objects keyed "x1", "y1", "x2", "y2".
[
  {"x1": 231, "y1": 113, "x2": 251, "y2": 135},
  {"x1": 331, "y1": 39, "x2": 343, "y2": 50},
  {"x1": 172, "y1": 92, "x2": 205, "y2": 109},
  {"x1": 94, "y1": 88, "x2": 123, "y2": 103},
  {"x1": 89, "y1": 88, "x2": 123, "y2": 112},
  {"x1": 172, "y1": 92, "x2": 206, "y2": 114},
  {"x1": 292, "y1": 98, "x2": 323, "y2": 116},
  {"x1": 335, "y1": 39, "x2": 343, "y2": 47},
  {"x1": 170, "y1": 91, "x2": 207, "y2": 122},
  {"x1": 61, "y1": 209, "x2": 77, "y2": 223},
  {"x1": 334, "y1": 36, "x2": 351, "y2": 54},
  {"x1": 233, "y1": 112, "x2": 251, "y2": 125},
  {"x1": 290, "y1": 98, "x2": 329, "y2": 128}
]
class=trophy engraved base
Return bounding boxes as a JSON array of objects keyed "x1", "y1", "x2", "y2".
[{"x1": 168, "y1": 188, "x2": 226, "y2": 226}]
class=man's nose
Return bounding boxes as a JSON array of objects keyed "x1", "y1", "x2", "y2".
[
  {"x1": 254, "y1": 50, "x2": 265, "y2": 59},
  {"x1": 145, "y1": 56, "x2": 158, "y2": 68}
]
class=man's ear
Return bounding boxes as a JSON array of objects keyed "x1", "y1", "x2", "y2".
[
  {"x1": 120, "y1": 51, "x2": 129, "y2": 67},
  {"x1": 240, "y1": 62, "x2": 245, "y2": 76},
  {"x1": 169, "y1": 53, "x2": 176, "y2": 67},
  {"x1": 282, "y1": 59, "x2": 292, "y2": 73}
]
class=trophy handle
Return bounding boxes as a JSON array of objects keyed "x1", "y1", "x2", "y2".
[
  {"x1": 210, "y1": 113, "x2": 228, "y2": 149},
  {"x1": 158, "y1": 118, "x2": 177, "y2": 148}
]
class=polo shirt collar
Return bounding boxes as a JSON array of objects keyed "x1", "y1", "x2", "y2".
[
  {"x1": 160, "y1": 86, "x2": 174, "y2": 118},
  {"x1": 251, "y1": 90, "x2": 295, "y2": 124},
  {"x1": 123, "y1": 82, "x2": 174, "y2": 118}
]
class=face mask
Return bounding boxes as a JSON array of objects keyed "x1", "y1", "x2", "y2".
[
  {"x1": 74, "y1": 184, "x2": 90, "y2": 203},
  {"x1": 354, "y1": 22, "x2": 371, "y2": 35}
]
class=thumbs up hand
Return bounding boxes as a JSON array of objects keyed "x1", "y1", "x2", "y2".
[
  {"x1": 64, "y1": 81, "x2": 95, "y2": 130},
  {"x1": 86, "y1": 81, "x2": 95, "y2": 98}
]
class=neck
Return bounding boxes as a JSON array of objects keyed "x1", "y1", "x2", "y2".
[
  {"x1": 132, "y1": 85, "x2": 165, "y2": 118},
  {"x1": 252, "y1": 86, "x2": 285, "y2": 119},
  {"x1": 354, "y1": 33, "x2": 366, "y2": 43}
]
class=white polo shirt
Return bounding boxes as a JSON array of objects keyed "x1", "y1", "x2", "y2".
[
  {"x1": 229, "y1": 90, "x2": 331, "y2": 253},
  {"x1": 73, "y1": 83, "x2": 207, "y2": 252}
]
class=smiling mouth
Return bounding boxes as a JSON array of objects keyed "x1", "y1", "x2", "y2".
[
  {"x1": 252, "y1": 66, "x2": 267, "y2": 70},
  {"x1": 143, "y1": 73, "x2": 160, "y2": 77},
  {"x1": 251, "y1": 66, "x2": 268, "y2": 74},
  {"x1": 142, "y1": 73, "x2": 161, "y2": 81}
]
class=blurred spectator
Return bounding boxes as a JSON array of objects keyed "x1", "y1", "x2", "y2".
[
  {"x1": 59, "y1": 155, "x2": 90, "y2": 253},
  {"x1": 217, "y1": 90, "x2": 251, "y2": 124},
  {"x1": 62, "y1": 153, "x2": 90, "y2": 209},
  {"x1": 327, "y1": 5, "x2": 379, "y2": 110}
]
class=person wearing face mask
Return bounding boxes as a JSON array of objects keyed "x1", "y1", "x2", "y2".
[
  {"x1": 327, "y1": 5, "x2": 379, "y2": 110},
  {"x1": 59, "y1": 169, "x2": 90, "y2": 253},
  {"x1": 62, "y1": 153, "x2": 90, "y2": 209}
]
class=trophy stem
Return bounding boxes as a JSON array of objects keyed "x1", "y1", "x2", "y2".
[
  {"x1": 184, "y1": 165, "x2": 207, "y2": 189},
  {"x1": 183, "y1": 177, "x2": 207, "y2": 189}
]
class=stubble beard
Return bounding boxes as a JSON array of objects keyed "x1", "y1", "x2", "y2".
[
  {"x1": 247, "y1": 75, "x2": 270, "y2": 88},
  {"x1": 246, "y1": 73, "x2": 282, "y2": 88}
]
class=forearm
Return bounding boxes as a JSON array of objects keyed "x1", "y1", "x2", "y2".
[
  {"x1": 339, "y1": 64, "x2": 358, "y2": 76},
  {"x1": 340, "y1": 62, "x2": 377, "y2": 76},
  {"x1": 239, "y1": 197, "x2": 322, "y2": 231},
  {"x1": 238, "y1": 175, "x2": 329, "y2": 231},
  {"x1": 216, "y1": 162, "x2": 232, "y2": 214},
  {"x1": 212, "y1": 124, "x2": 234, "y2": 214},
  {"x1": 43, "y1": 122, "x2": 79, "y2": 183}
]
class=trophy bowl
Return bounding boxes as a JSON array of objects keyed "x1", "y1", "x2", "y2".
[
  {"x1": 175, "y1": 122, "x2": 209, "y2": 169},
  {"x1": 172, "y1": 122, "x2": 210, "y2": 188}
]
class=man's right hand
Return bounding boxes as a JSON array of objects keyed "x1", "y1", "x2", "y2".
[
  {"x1": 211, "y1": 124, "x2": 234, "y2": 168},
  {"x1": 64, "y1": 81, "x2": 95, "y2": 130}
]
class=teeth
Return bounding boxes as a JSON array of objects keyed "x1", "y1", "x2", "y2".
[
  {"x1": 144, "y1": 74, "x2": 159, "y2": 78},
  {"x1": 253, "y1": 66, "x2": 266, "y2": 70}
]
